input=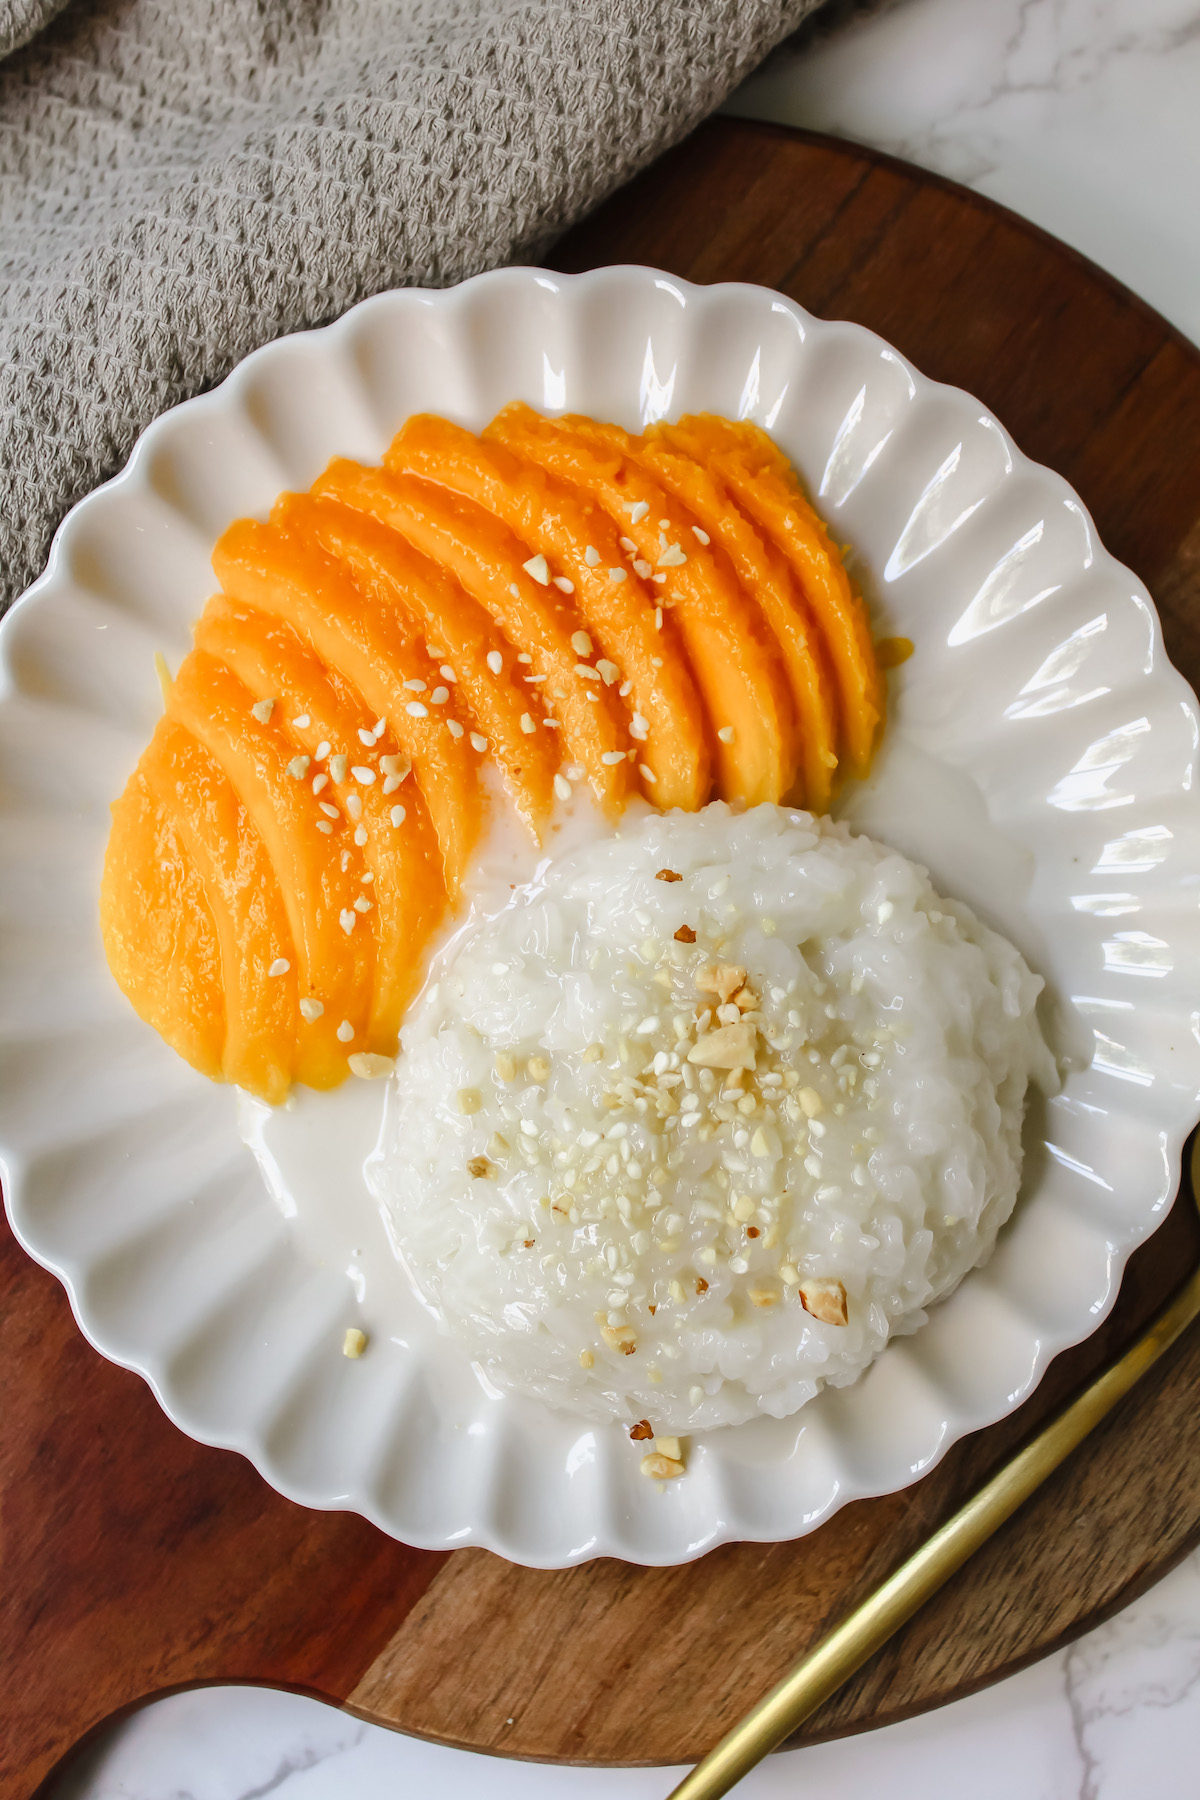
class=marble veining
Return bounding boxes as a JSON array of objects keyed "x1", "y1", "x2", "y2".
[
  {"x1": 728, "y1": 0, "x2": 1200, "y2": 347},
  {"x1": 46, "y1": 1549, "x2": 1200, "y2": 1799}
]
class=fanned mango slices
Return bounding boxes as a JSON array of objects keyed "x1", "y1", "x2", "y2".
[
  {"x1": 193, "y1": 596, "x2": 447, "y2": 1055},
  {"x1": 101, "y1": 402, "x2": 884, "y2": 1101},
  {"x1": 213, "y1": 516, "x2": 484, "y2": 899},
  {"x1": 311, "y1": 456, "x2": 636, "y2": 816},
  {"x1": 485, "y1": 405, "x2": 800, "y2": 807},
  {"x1": 652, "y1": 415, "x2": 883, "y2": 780},
  {"x1": 384, "y1": 418, "x2": 708, "y2": 812},
  {"x1": 280, "y1": 492, "x2": 559, "y2": 835},
  {"x1": 635, "y1": 424, "x2": 840, "y2": 814}
]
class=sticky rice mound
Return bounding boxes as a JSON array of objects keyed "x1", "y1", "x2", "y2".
[{"x1": 371, "y1": 803, "x2": 1056, "y2": 1432}]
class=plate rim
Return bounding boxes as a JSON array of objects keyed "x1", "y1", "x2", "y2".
[{"x1": 3, "y1": 260, "x2": 1200, "y2": 1567}]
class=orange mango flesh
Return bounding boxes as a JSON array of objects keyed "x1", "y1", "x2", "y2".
[
  {"x1": 484, "y1": 404, "x2": 796, "y2": 807},
  {"x1": 213, "y1": 516, "x2": 484, "y2": 900},
  {"x1": 102, "y1": 402, "x2": 883, "y2": 1102},
  {"x1": 166, "y1": 648, "x2": 374, "y2": 1089},
  {"x1": 280, "y1": 491, "x2": 557, "y2": 835},
  {"x1": 658, "y1": 415, "x2": 884, "y2": 778},
  {"x1": 637, "y1": 423, "x2": 839, "y2": 814},
  {"x1": 193, "y1": 595, "x2": 448, "y2": 1053},
  {"x1": 311, "y1": 457, "x2": 634, "y2": 816},
  {"x1": 386, "y1": 417, "x2": 710, "y2": 812},
  {"x1": 101, "y1": 751, "x2": 226, "y2": 1080},
  {"x1": 141, "y1": 718, "x2": 297, "y2": 1102}
]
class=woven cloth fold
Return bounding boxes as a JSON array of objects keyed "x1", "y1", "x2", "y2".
[{"x1": 0, "y1": 0, "x2": 820, "y2": 612}]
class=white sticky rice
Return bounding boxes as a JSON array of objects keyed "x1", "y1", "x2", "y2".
[{"x1": 371, "y1": 803, "x2": 1056, "y2": 1432}]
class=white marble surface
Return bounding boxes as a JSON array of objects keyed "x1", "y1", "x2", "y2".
[
  {"x1": 42, "y1": 1, "x2": 1200, "y2": 1796},
  {"x1": 729, "y1": 0, "x2": 1200, "y2": 349}
]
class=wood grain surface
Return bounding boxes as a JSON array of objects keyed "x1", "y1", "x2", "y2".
[{"x1": 8, "y1": 118, "x2": 1200, "y2": 1797}]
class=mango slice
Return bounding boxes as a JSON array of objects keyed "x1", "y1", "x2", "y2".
[
  {"x1": 484, "y1": 404, "x2": 796, "y2": 806},
  {"x1": 194, "y1": 595, "x2": 449, "y2": 1056},
  {"x1": 385, "y1": 417, "x2": 710, "y2": 812},
  {"x1": 638, "y1": 422, "x2": 840, "y2": 814},
  {"x1": 660, "y1": 415, "x2": 883, "y2": 778},
  {"x1": 212, "y1": 516, "x2": 484, "y2": 899},
  {"x1": 101, "y1": 743, "x2": 226, "y2": 1082},
  {"x1": 141, "y1": 718, "x2": 298, "y2": 1102},
  {"x1": 166, "y1": 648, "x2": 374, "y2": 1090},
  {"x1": 311, "y1": 457, "x2": 634, "y2": 815},
  {"x1": 278, "y1": 491, "x2": 556, "y2": 834}
]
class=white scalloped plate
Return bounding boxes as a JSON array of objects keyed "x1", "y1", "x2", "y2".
[{"x1": 3, "y1": 266, "x2": 1200, "y2": 1568}]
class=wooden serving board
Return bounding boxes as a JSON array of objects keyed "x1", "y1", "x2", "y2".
[{"x1": 8, "y1": 118, "x2": 1200, "y2": 1798}]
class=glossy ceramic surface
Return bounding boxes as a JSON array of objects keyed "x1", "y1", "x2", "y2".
[{"x1": 2, "y1": 265, "x2": 1198, "y2": 1567}]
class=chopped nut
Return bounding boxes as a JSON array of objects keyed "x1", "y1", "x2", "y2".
[
  {"x1": 687, "y1": 1020, "x2": 757, "y2": 1071},
  {"x1": 458, "y1": 1087, "x2": 483, "y2": 1114},
  {"x1": 601, "y1": 1324, "x2": 637, "y2": 1355},
  {"x1": 656, "y1": 868, "x2": 683, "y2": 883},
  {"x1": 467, "y1": 1155, "x2": 495, "y2": 1179},
  {"x1": 641, "y1": 1452, "x2": 684, "y2": 1480},
  {"x1": 695, "y1": 962, "x2": 747, "y2": 1004},
  {"x1": 799, "y1": 1278, "x2": 849, "y2": 1326},
  {"x1": 494, "y1": 1051, "x2": 518, "y2": 1082},
  {"x1": 798, "y1": 1086, "x2": 825, "y2": 1118},
  {"x1": 629, "y1": 1419, "x2": 654, "y2": 1441},
  {"x1": 527, "y1": 1053, "x2": 551, "y2": 1083},
  {"x1": 654, "y1": 1435, "x2": 682, "y2": 1460},
  {"x1": 748, "y1": 1285, "x2": 779, "y2": 1308},
  {"x1": 674, "y1": 924, "x2": 697, "y2": 944},
  {"x1": 581, "y1": 1043, "x2": 604, "y2": 1063},
  {"x1": 579, "y1": 1348, "x2": 594, "y2": 1368},
  {"x1": 348, "y1": 1052, "x2": 394, "y2": 1079},
  {"x1": 732, "y1": 985, "x2": 759, "y2": 1013},
  {"x1": 695, "y1": 1277, "x2": 709, "y2": 1296},
  {"x1": 342, "y1": 1327, "x2": 368, "y2": 1358}
]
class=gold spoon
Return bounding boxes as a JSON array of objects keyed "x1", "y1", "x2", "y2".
[{"x1": 667, "y1": 1133, "x2": 1200, "y2": 1800}]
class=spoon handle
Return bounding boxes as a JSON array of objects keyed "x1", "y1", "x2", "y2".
[{"x1": 668, "y1": 1200, "x2": 1200, "y2": 1800}]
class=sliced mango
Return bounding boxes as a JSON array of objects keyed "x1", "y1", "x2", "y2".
[
  {"x1": 663, "y1": 415, "x2": 883, "y2": 779},
  {"x1": 277, "y1": 492, "x2": 556, "y2": 835},
  {"x1": 141, "y1": 718, "x2": 297, "y2": 1102},
  {"x1": 212, "y1": 517, "x2": 484, "y2": 899},
  {"x1": 639, "y1": 422, "x2": 839, "y2": 812},
  {"x1": 194, "y1": 594, "x2": 448, "y2": 1053},
  {"x1": 166, "y1": 648, "x2": 373, "y2": 1089},
  {"x1": 485, "y1": 404, "x2": 796, "y2": 806},
  {"x1": 101, "y1": 735, "x2": 226, "y2": 1082},
  {"x1": 310, "y1": 456, "x2": 633, "y2": 816},
  {"x1": 386, "y1": 417, "x2": 710, "y2": 812}
]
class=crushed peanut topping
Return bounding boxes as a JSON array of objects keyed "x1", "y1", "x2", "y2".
[
  {"x1": 468, "y1": 1155, "x2": 495, "y2": 1179},
  {"x1": 655, "y1": 868, "x2": 682, "y2": 883},
  {"x1": 799, "y1": 1278, "x2": 849, "y2": 1326},
  {"x1": 641, "y1": 1452, "x2": 684, "y2": 1480},
  {"x1": 695, "y1": 962, "x2": 747, "y2": 1004},
  {"x1": 629, "y1": 1419, "x2": 654, "y2": 1441},
  {"x1": 342, "y1": 1327, "x2": 368, "y2": 1358},
  {"x1": 674, "y1": 924, "x2": 697, "y2": 943}
]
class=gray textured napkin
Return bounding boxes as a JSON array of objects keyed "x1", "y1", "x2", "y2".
[{"x1": 0, "y1": 0, "x2": 822, "y2": 613}]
